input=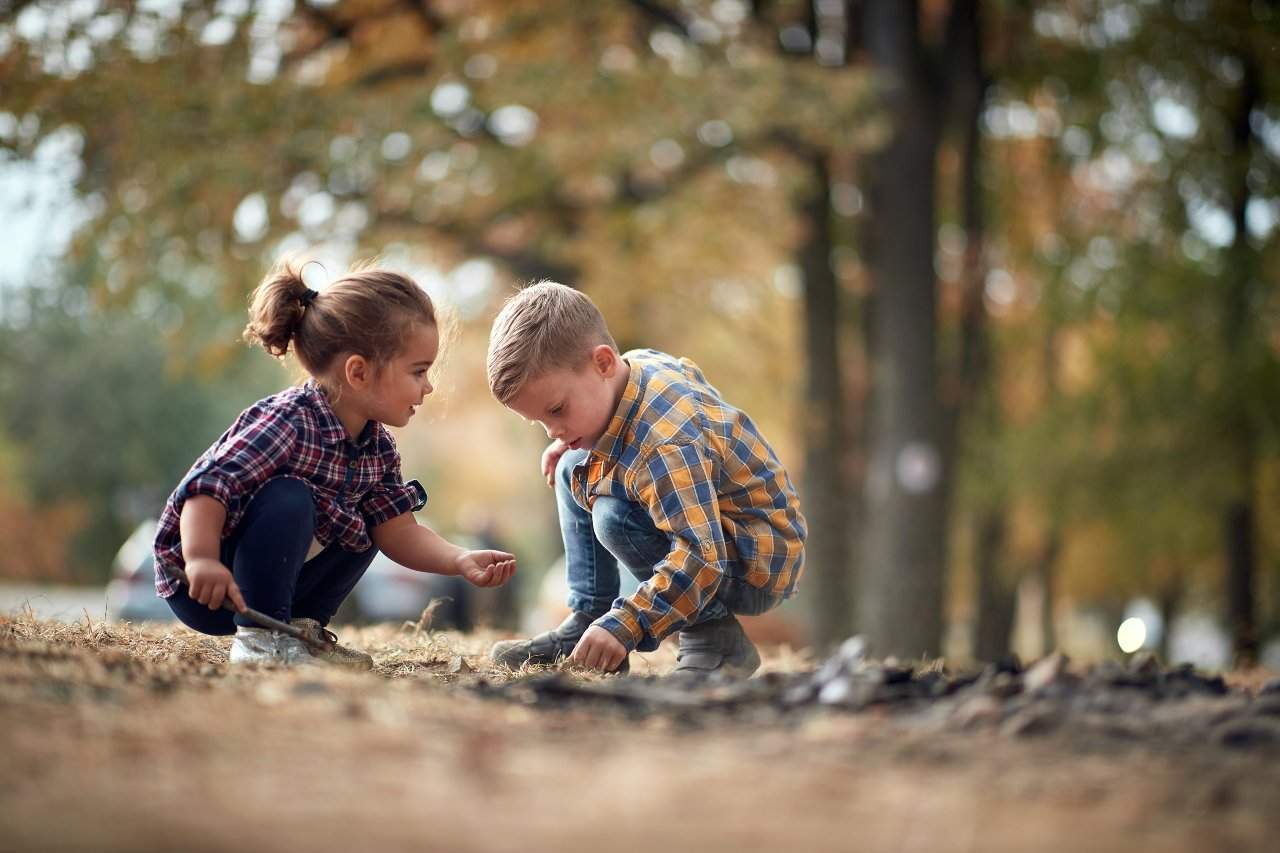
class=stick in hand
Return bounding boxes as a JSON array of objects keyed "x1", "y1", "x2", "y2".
[{"x1": 173, "y1": 568, "x2": 331, "y2": 653}]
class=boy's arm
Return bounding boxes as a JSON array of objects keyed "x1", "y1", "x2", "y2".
[
  {"x1": 594, "y1": 441, "x2": 727, "y2": 652},
  {"x1": 371, "y1": 513, "x2": 516, "y2": 588}
]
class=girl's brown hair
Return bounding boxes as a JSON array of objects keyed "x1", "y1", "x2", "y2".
[{"x1": 243, "y1": 259, "x2": 437, "y2": 376}]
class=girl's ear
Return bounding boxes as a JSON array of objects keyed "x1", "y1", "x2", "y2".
[{"x1": 343, "y1": 354, "x2": 371, "y2": 388}]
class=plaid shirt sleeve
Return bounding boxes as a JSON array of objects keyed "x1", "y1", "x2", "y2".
[
  {"x1": 359, "y1": 433, "x2": 428, "y2": 527},
  {"x1": 596, "y1": 441, "x2": 728, "y2": 652},
  {"x1": 179, "y1": 407, "x2": 297, "y2": 521}
]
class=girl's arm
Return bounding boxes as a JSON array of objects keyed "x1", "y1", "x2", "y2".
[
  {"x1": 371, "y1": 513, "x2": 516, "y2": 588},
  {"x1": 179, "y1": 495, "x2": 246, "y2": 611}
]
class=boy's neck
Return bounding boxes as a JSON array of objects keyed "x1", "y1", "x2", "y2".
[{"x1": 609, "y1": 357, "x2": 631, "y2": 415}]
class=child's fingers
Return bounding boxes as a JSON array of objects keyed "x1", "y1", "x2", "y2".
[
  {"x1": 207, "y1": 581, "x2": 226, "y2": 611},
  {"x1": 226, "y1": 580, "x2": 247, "y2": 613}
]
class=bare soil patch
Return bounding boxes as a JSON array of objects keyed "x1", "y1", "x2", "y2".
[{"x1": 2, "y1": 614, "x2": 1278, "y2": 852}]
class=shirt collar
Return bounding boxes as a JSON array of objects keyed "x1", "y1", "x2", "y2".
[
  {"x1": 590, "y1": 357, "x2": 644, "y2": 463},
  {"x1": 303, "y1": 380, "x2": 377, "y2": 448}
]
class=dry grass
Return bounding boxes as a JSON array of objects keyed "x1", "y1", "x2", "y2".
[{"x1": 2, "y1": 611, "x2": 1279, "y2": 853}]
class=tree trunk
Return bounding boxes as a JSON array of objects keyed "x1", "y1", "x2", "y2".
[
  {"x1": 798, "y1": 153, "x2": 855, "y2": 650},
  {"x1": 1222, "y1": 47, "x2": 1261, "y2": 666},
  {"x1": 857, "y1": 0, "x2": 946, "y2": 658},
  {"x1": 1157, "y1": 580, "x2": 1181, "y2": 664},
  {"x1": 1225, "y1": 501, "x2": 1258, "y2": 664},
  {"x1": 973, "y1": 512, "x2": 1016, "y2": 662},
  {"x1": 1037, "y1": 532, "x2": 1060, "y2": 656}
]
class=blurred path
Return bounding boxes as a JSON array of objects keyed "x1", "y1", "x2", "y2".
[{"x1": 0, "y1": 583, "x2": 108, "y2": 622}]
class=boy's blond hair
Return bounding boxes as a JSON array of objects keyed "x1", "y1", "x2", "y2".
[{"x1": 487, "y1": 281, "x2": 618, "y2": 403}]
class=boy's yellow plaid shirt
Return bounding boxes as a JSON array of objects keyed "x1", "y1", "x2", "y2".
[{"x1": 571, "y1": 349, "x2": 807, "y2": 652}]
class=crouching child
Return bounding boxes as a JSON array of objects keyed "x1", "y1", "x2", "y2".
[{"x1": 485, "y1": 282, "x2": 806, "y2": 678}]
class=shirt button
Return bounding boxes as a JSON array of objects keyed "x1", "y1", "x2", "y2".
[{"x1": 348, "y1": 460, "x2": 358, "y2": 468}]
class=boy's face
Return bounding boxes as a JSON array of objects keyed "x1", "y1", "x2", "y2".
[{"x1": 507, "y1": 346, "x2": 625, "y2": 451}]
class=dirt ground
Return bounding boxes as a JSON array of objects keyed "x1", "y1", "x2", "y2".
[{"x1": 2, "y1": 612, "x2": 1278, "y2": 853}]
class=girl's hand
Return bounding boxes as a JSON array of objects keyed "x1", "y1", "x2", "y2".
[
  {"x1": 455, "y1": 550, "x2": 517, "y2": 588},
  {"x1": 540, "y1": 440, "x2": 568, "y2": 488},
  {"x1": 185, "y1": 558, "x2": 246, "y2": 612}
]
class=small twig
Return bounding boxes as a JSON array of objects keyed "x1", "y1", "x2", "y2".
[{"x1": 401, "y1": 597, "x2": 451, "y2": 639}]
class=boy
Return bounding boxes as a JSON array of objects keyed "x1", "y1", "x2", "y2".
[{"x1": 486, "y1": 283, "x2": 806, "y2": 677}]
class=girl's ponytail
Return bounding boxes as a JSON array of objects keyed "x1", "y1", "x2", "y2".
[
  {"x1": 242, "y1": 257, "x2": 436, "y2": 378},
  {"x1": 243, "y1": 260, "x2": 311, "y2": 358}
]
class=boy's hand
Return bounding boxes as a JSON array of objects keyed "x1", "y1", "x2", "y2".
[
  {"x1": 185, "y1": 558, "x2": 246, "y2": 612},
  {"x1": 455, "y1": 549, "x2": 517, "y2": 588},
  {"x1": 540, "y1": 439, "x2": 568, "y2": 488},
  {"x1": 570, "y1": 625, "x2": 627, "y2": 672}
]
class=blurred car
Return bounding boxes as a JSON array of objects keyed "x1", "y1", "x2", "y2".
[
  {"x1": 345, "y1": 550, "x2": 459, "y2": 625},
  {"x1": 105, "y1": 519, "x2": 174, "y2": 622},
  {"x1": 345, "y1": 534, "x2": 517, "y2": 630}
]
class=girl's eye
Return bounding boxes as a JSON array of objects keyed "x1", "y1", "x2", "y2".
[{"x1": 549, "y1": 405, "x2": 563, "y2": 415}]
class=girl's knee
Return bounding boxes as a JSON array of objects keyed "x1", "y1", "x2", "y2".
[
  {"x1": 248, "y1": 478, "x2": 315, "y2": 524},
  {"x1": 166, "y1": 594, "x2": 236, "y2": 635}
]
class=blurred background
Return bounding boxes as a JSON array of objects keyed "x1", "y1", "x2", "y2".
[{"x1": 0, "y1": 0, "x2": 1277, "y2": 669}]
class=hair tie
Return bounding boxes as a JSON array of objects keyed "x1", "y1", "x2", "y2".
[{"x1": 298, "y1": 260, "x2": 328, "y2": 309}]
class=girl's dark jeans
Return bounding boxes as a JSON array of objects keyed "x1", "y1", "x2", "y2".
[{"x1": 166, "y1": 478, "x2": 377, "y2": 636}]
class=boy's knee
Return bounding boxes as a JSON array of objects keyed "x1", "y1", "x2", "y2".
[
  {"x1": 555, "y1": 448, "x2": 589, "y2": 492},
  {"x1": 592, "y1": 497, "x2": 667, "y2": 573},
  {"x1": 590, "y1": 497, "x2": 631, "y2": 547}
]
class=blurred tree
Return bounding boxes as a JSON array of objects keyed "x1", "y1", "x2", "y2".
[
  {"x1": 980, "y1": 0, "x2": 1280, "y2": 661},
  {"x1": 0, "y1": 1, "x2": 880, "y2": 599},
  {"x1": 0, "y1": 285, "x2": 277, "y2": 581},
  {"x1": 855, "y1": 0, "x2": 999, "y2": 658}
]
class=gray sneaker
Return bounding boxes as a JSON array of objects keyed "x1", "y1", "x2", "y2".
[
  {"x1": 290, "y1": 618, "x2": 374, "y2": 670},
  {"x1": 672, "y1": 615, "x2": 760, "y2": 679},
  {"x1": 490, "y1": 611, "x2": 629, "y2": 674},
  {"x1": 229, "y1": 626, "x2": 323, "y2": 667}
]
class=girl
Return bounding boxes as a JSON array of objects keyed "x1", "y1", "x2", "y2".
[{"x1": 152, "y1": 260, "x2": 516, "y2": 667}]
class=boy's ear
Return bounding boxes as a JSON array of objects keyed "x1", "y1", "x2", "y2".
[
  {"x1": 343, "y1": 354, "x2": 371, "y2": 388},
  {"x1": 590, "y1": 344, "x2": 618, "y2": 376}
]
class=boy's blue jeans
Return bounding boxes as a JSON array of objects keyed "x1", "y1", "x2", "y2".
[
  {"x1": 556, "y1": 449, "x2": 777, "y2": 627},
  {"x1": 166, "y1": 478, "x2": 376, "y2": 635}
]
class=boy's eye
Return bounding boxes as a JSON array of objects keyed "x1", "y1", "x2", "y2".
[{"x1": 549, "y1": 405, "x2": 563, "y2": 415}]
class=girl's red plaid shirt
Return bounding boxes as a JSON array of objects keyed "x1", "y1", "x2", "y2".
[{"x1": 152, "y1": 380, "x2": 426, "y2": 598}]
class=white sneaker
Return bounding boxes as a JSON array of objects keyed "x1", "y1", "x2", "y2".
[{"x1": 229, "y1": 626, "x2": 323, "y2": 667}]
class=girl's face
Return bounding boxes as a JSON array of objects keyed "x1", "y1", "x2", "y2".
[{"x1": 369, "y1": 323, "x2": 439, "y2": 427}]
